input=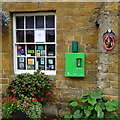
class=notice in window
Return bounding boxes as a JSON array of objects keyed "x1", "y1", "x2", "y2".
[
  {"x1": 19, "y1": 63, "x2": 24, "y2": 69},
  {"x1": 35, "y1": 30, "x2": 45, "y2": 42},
  {"x1": 28, "y1": 58, "x2": 34, "y2": 65},
  {"x1": 19, "y1": 57, "x2": 24, "y2": 62}
]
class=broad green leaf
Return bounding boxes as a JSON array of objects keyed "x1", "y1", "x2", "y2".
[
  {"x1": 90, "y1": 113, "x2": 97, "y2": 119},
  {"x1": 73, "y1": 110, "x2": 82, "y2": 119},
  {"x1": 69, "y1": 101, "x2": 78, "y2": 107},
  {"x1": 69, "y1": 97, "x2": 78, "y2": 102},
  {"x1": 106, "y1": 113, "x2": 119, "y2": 120},
  {"x1": 98, "y1": 111, "x2": 104, "y2": 118},
  {"x1": 96, "y1": 101, "x2": 105, "y2": 110},
  {"x1": 82, "y1": 92, "x2": 90, "y2": 97},
  {"x1": 84, "y1": 106, "x2": 93, "y2": 118},
  {"x1": 95, "y1": 105, "x2": 102, "y2": 112},
  {"x1": 64, "y1": 113, "x2": 72, "y2": 119},
  {"x1": 105, "y1": 100, "x2": 119, "y2": 111},
  {"x1": 88, "y1": 97, "x2": 97, "y2": 106},
  {"x1": 90, "y1": 90, "x2": 102, "y2": 99},
  {"x1": 95, "y1": 105, "x2": 104, "y2": 118},
  {"x1": 81, "y1": 96, "x2": 88, "y2": 103},
  {"x1": 84, "y1": 110, "x2": 91, "y2": 118}
]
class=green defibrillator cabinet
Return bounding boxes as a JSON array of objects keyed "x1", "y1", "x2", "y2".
[{"x1": 65, "y1": 53, "x2": 85, "y2": 77}]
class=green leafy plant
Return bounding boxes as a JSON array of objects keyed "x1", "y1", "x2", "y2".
[
  {"x1": 64, "y1": 90, "x2": 120, "y2": 120},
  {"x1": 0, "y1": 9, "x2": 10, "y2": 30},
  {"x1": 2, "y1": 97, "x2": 19, "y2": 119},
  {"x1": 5, "y1": 70, "x2": 53, "y2": 102},
  {"x1": 25, "y1": 101, "x2": 42, "y2": 119},
  {"x1": 2, "y1": 96, "x2": 42, "y2": 120},
  {"x1": 2, "y1": 70, "x2": 53, "y2": 119}
]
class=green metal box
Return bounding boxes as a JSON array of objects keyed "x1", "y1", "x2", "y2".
[{"x1": 65, "y1": 53, "x2": 85, "y2": 77}]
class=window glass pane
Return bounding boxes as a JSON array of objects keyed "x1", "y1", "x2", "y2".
[
  {"x1": 17, "y1": 45, "x2": 25, "y2": 56},
  {"x1": 16, "y1": 16, "x2": 24, "y2": 29},
  {"x1": 26, "y1": 30, "x2": 34, "y2": 42},
  {"x1": 47, "y1": 58, "x2": 55, "y2": 70},
  {"x1": 46, "y1": 15, "x2": 55, "y2": 28},
  {"x1": 36, "y1": 58, "x2": 45, "y2": 70},
  {"x1": 17, "y1": 57, "x2": 26, "y2": 70},
  {"x1": 47, "y1": 44, "x2": 55, "y2": 56},
  {"x1": 36, "y1": 45, "x2": 45, "y2": 56},
  {"x1": 27, "y1": 45, "x2": 35, "y2": 56},
  {"x1": 36, "y1": 16, "x2": 44, "y2": 28},
  {"x1": 16, "y1": 30, "x2": 24, "y2": 42},
  {"x1": 27, "y1": 57, "x2": 35, "y2": 70},
  {"x1": 46, "y1": 30, "x2": 55, "y2": 42},
  {"x1": 26, "y1": 16, "x2": 34, "y2": 29}
]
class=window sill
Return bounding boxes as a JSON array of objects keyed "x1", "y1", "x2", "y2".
[{"x1": 14, "y1": 70, "x2": 56, "y2": 76}]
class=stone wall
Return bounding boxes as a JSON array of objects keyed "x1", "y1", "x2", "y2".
[
  {"x1": 97, "y1": 2, "x2": 119, "y2": 100},
  {"x1": 1, "y1": 2, "x2": 119, "y2": 117}
]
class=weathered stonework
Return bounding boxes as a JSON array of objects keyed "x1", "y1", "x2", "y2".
[
  {"x1": 1, "y1": 2, "x2": 120, "y2": 118},
  {"x1": 97, "y1": 3, "x2": 119, "y2": 99}
]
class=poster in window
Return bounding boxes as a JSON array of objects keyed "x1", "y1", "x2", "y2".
[
  {"x1": 28, "y1": 50, "x2": 34, "y2": 54},
  {"x1": 27, "y1": 65, "x2": 34, "y2": 70},
  {"x1": 41, "y1": 50, "x2": 45, "y2": 56},
  {"x1": 48, "y1": 59, "x2": 53, "y2": 64},
  {"x1": 38, "y1": 46, "x2": 44, "y2": 50},
  {"x1": 19, "y1": 63, "x2": 24, "y2": 69},
  {"x1": 28, "y1": 58, "x2": 34, "y2": 65},
  {"x1": 35, "y1": 30, "x2": 45, "y2": 42},
  {"x1": 41, "y1": 58, "x2": 45, "y2": 65},
  {"x1": 17, "y1": 45, "x2": 25, "y2": 56},
  {"x1": 36, "y1": 50, "x2": 41, "y2": 56},
  {"x1": 19, "y1": 57, "x2": 24, "y2": 62}
]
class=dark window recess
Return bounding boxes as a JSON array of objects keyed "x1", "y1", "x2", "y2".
[
  {"x1": 26, "y1": 16, "x2": 34, "y2": 29},
  {"x1": 26, "y1": 30, "x2": 34, "y2": 42},
  {"x1": 46, "y1": 15, "x2": 55, "y2": 28},
  {"x1": 46, "y1": 30, "x2": 55, "y2": 42},
  {"x1": 27, "y1": 45, "x2": 35, "y2": 56},
  {"x1": 16, "y1": 30, "x2": 24, "y2": 42},
  {"x1": 36, "y1": 16, "x2": 44, "y2": 28},
  {"x1": 16, "y1": 16, "x2": 24, "y2": 29},
  {"x1": 47, "y1": 44, "x2": 55, "y2": 56}
]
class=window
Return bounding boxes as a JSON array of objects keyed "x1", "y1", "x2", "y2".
[{"x1": 13, "y1": 13, "x2": 56, "y2": 75}]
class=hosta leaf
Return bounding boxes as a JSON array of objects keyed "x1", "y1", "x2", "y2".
[
  {"x1": 96, "y1": 101, "x2": 105, "y2": 110},
  {"x1": 98, "y1": 111, "x2": 104, "y2": 118},
  {"x1": 81, "y1": 96, "x2": 88, "y2": 103},
  {"x1": 106, "y1": 113, "x2": 119, "y2": 120},
  {"x1": 90, "y1": 90, "x2": 102, "y2": 99},
  {"x1": 73, "y1": 110, "x2": 82, "y2": 119},
  {"x1": 83, "y1": 106, "x2": 93, "y2": 118},
  {"x1": 82, "y1": 92, "x2": 90, "y2": 97},
  {"x1": 69, "y1": 97, "x2": 77, "y2": 102},
  {"x1": 90, "y1": 113, "x2": 97, "y2": 119},
  {"x1": 88, "y1": 97, "x2": 97, "y2": 106},
  {"x1": 84, "y1": 109, "x2": 91, "y2": 118},
  {"x1": 105, "y1": 100, "x2": 119, "y2": 111},
  {"x1": 64, "y1": 113, "x2": 72, "y2": 119},
  {"x1": 95, "y1": 105, "x2": 104, "y2": 118},
  {"x1": 69, "y1": 101, "x2": 78, "y2": 107}
]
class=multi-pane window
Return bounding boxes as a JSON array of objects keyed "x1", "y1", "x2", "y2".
[{"x1": 13, "y1": 13, "x2": 56, "y2": 75}]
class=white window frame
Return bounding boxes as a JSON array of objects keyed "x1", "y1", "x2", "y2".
[{"x1": 13, "y1": 12, "x2": 56, "y2": 75}]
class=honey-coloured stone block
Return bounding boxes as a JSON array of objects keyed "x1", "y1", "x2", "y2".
[
  {"x1": 109, "y1": 64, "x2": 118, "y2": 73},
  {"x1": 82, "y1": 35, "x2": 98, "y2": 45}
]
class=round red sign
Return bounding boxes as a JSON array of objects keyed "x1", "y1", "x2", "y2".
[{"x1": 102, "y1": 30, "x2": 116, "y2": 50}]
